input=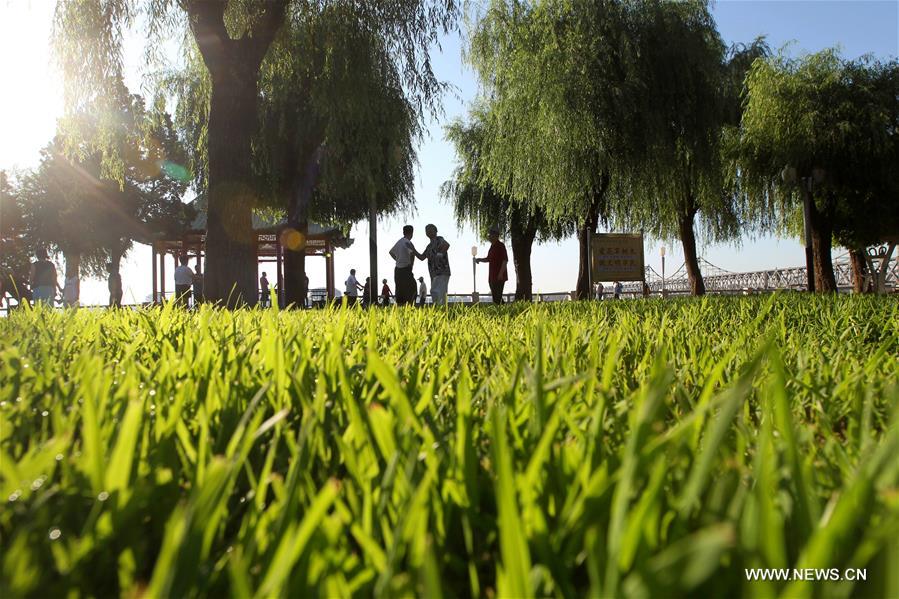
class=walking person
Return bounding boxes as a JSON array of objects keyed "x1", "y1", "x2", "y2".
[
  {"x1": 389, "y1": 225, "x2": 418, "y2": 306},
  {"x1": 174, "y1": 255, "x2": 194, "y2": 306},
  {"x1": 259, "y1": 272, "x2": 270, "y2": 307},
  {"x1": 62, "y1": 266, "x2": 79, "y2": 308},
  {"x1": 417, "y1": 276, "x2": 428, "y2": 307},
  {"x1": 107, "y1": 263, "x2": 123, "y2": 308},
  {"x1": 475, "y1": 226, "x2": 509, "y2": 304},
  {"x1": 344, "y1": 269, "x2": 363, "y2": 306},
  {"x1": 613, "y1": 280, "x2": 622, "y2": 299},
  {"x1": 416, "y1": 224, "x2": 451, "y2": 305},
  {"x1": 362, "y1": 277, "x2": 372, "y2": 308},
  {"x1": 29, "y1": 249, "x2": 58, "y2": 305},
  {"x1": 380, "y1": 279, "x2": 393, "y2": 305},
  {"x1": 192, "y1": 263, "x2": 204, "y2": 307},
  {"x1": 595, "y1": 282, "x2": 604, "y2": 300},
  {"x1": 304, "y1": 273, "x2": 309, "y2": 308}
]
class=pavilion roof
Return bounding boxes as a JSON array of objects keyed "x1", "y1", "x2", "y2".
[
  {"x1": 150, "y1": 200, "x2": 354, "y2": 250},
  {"x1": 187, "y1": 209, "x2": 347, "y2": 240}
]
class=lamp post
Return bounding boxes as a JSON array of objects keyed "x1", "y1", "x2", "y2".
[
  {"x1": 368, "y1": 198, "x2": 378, "y2": 306},
  {"x1": 660, "y1": 246, "x2": 666, "y2": 297},
  {"x1": 471, "y1": 246, "x2": 479, "y2": 303}
]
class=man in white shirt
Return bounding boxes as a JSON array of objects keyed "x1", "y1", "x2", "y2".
[
  {"x1": 417, "y1": 276, "x2": 428, "y2": 306},
  {"x1": 173, "y1": 255, "x2": 194, "y2": 306},
  {"x1": 389, "y1": 224, "x2": 418, "y2": 306},
  {"x1": 344, "y1": 268, "x2": 363, "y2": 306}
]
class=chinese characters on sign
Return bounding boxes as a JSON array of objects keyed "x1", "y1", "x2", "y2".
[{"x1": 591, "y1": 234, "x2": 644, "y2": 281}]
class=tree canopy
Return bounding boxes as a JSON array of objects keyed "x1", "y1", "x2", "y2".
[
  {"x1": 254, "y1": 5, "x2": 421, "y2": 225},
  {"x1": 54, "y1": 0, "x2": 459, "y2": 306},
  {"x1": 734, "y1": 49, "x2": 899, "y2": 291},
  {"x1": 442, "y1": 112, "x2": 571, "y2": 300},
  {"x1": 0, "y1": 171, "x2": 30, "y2": 279},
  {"x1": 17, "y1": 143, "x2": 112, "y2": 280},
  {"x1": 463, "y1": 0, "x2": 767, "y2": 296},
  {"x1": 12, "y1": 79, "x2": 193, "y2": 298}
]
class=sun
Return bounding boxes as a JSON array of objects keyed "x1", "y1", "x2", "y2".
[{"x1": 0, "y1": 2, "x2": 64, "y2": 171}]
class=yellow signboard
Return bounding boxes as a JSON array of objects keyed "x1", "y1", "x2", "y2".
[{"x1": 591, "y1": 233, "x2": 644, "y2": 282}]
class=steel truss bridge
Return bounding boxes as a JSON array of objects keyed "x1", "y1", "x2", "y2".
[{"x1": 621, "y1": 253, "x2": 898, "y2": 295}]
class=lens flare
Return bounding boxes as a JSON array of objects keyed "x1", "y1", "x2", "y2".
[
  {"x1": 160, "y1": 161, "x2": 191, "y2": 183},
  {"x1": 280, "y1": 228, "x2": 306, "y2": 251}
]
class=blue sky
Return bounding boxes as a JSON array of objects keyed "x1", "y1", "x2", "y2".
[{"x1": 1, "y1": 1, "x2": 897, "y2": 304}]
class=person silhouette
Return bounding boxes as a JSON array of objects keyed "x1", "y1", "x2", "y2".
[
  {"x1": 259, "y1": 272, "x2": 270, "y2": 307},
  {"x1": 107, "y1": 263, "x2": 122, "y2": 308},
  {"x1": 30, "y1": 248, "x2": 57, "y2": 305}
]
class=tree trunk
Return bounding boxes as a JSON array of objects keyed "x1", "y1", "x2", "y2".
[
  {"x1": 677, "y1": 208, "x2": 706, "y2": 296},
  {"x1": 807, "y1": 198, "x2": 838, "y2": 293},
  {"x1": 282, "y1": 193, "x2": 309, "y2": 308},
  {"x1": 108, "y1": 239, "x2": 127, "y2": 278},
  {"x1": 283, "y1": 141, "x2": 324, "y2": 307},
  {"x1": 849, "y1": 248, "x2": 868, "y2": 294},
  {"x1": 202, "y1": 68, "x2": 259, "y2": 307},
  {"x1": 510, "y1": 208, "x2": 538, "y2": 301},
  {"x1": 283, "y1": 167, "x2": 309, "y2": 310},
  {"x1": 110, "y1": 249, "x2": 123, "y2": 275},
  {"x1": 187, "y1": 0, "x2": 289, "y2": 308},
  {"x1": 109, "y1": 248, "x2": 124, "y2": 307},
  {"x1": 282, "y1": 229, "x2": 307, "y2": 308},
  {"x1": 575, "y1": 183, "x2": 606, "y2": 300},
  {"x1": 575, "y1": 213, "x2": 596, "y2": 300}
]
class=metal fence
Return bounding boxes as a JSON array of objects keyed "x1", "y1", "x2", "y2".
[{"x1": 5, "y1": 253, "x2": 897, "y2": 315}]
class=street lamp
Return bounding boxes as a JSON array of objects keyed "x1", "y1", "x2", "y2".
[
  {"x1": 471, "y1": 246, "x2": 479, "y2": 302},
  {"x1": 660, "y1": 246, "x2": 666, "y2": 297}
]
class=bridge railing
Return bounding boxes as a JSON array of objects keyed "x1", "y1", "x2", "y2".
[{"x1": 5, "y1": 255, "x2": 896, "y2": 315}]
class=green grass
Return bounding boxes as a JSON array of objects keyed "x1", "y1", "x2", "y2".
[{"x1": 1, "y1": 295, "x2": 898, "y2": 598}]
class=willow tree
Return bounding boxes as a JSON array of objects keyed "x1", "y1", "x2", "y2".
[
  {"x1": 735, "y1": 50, "x2": 899, "y2": 293},
  {"x1": 17, "y1": 143, "x2": 113, "y2": 285},
  {"x1": 67, "y1": 81, "x2": 193, "y2": 284},
  {"x1": 54, "y1": 0, "x2": 458, "y2": 307},
  {"x1": 0, "y1": 171, "x2": 29, "y2": 281},
  {"x1": 160, "y1": 5, "x2": 424, "y2": 306},
  {"x1": 829, "y1": 58, "x2": 899, "y2": 292},
  {"x1": 22, "y1": 76, "x2": 193, "y2": 302},
  {"x1": 467, "y1": 1, "x2": 630, "y2": 299},
  {"x1": 255, "y1": 7, "x2": 420, "y2": 306},
  {"x1": 607, "y1": 8, "x2": 769, "y2": 296},
  {"x1": 466, "y1": 1, "x2": 751, "y2": 297},
  {"x1": 442, "y1": 115, "x2": 570, "y2": 300}
]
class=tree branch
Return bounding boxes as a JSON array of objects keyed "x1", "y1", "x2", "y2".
[
  {"x1": 241, "y1": 0, "x2": 290, "y2": 68},
  {"x1": 184, "y1": 0, "x2": 232, "y2": 74}
]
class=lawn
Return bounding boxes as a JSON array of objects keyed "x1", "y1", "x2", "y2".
[{"x1": 1, "y1": 296, "x2": 898, "y2": 598}]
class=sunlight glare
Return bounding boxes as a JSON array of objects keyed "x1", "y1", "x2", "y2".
[{"x1": 0, "y1": 2, "x2": 63, "y2": 170}]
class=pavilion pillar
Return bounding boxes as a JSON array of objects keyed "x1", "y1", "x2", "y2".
[
  {"x1": 276, "y1": 234, "x2": 283, "y2": 308},
  {"x1": 151, "y1": 243, "x2": 158, "y2": 304},
  {"x1": 326, "y1": 243, "x2": 335, "y2": 301},
  {"x1": 254, "y1": 235, "x2": 260, "y2": 305},
  {"x1": 325, "y1": 253, "x2": 331, "y2": 301},
  {"x1": 369, "y1": 199, "x2": 378, "y2": 306},
  {"x1": 160, "y1": 251, "x2": 166, "y2": 302}
]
